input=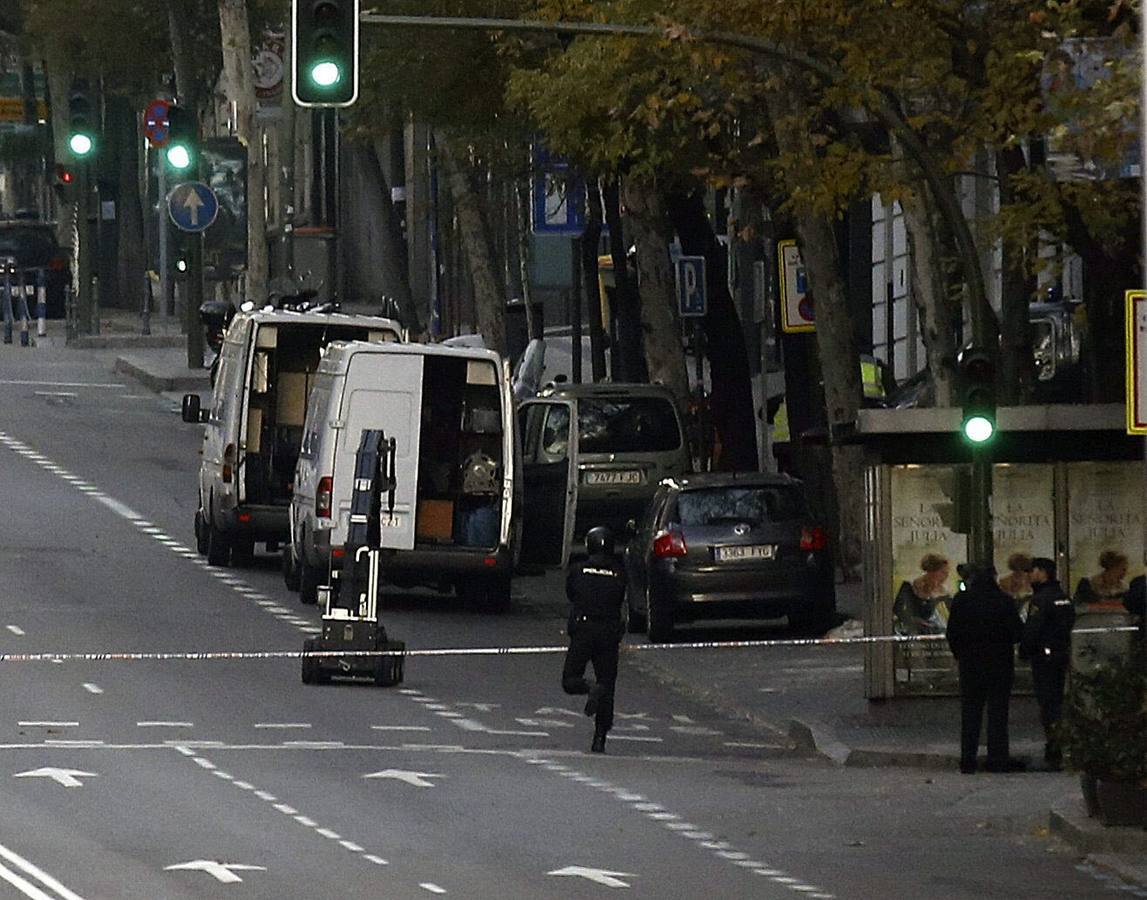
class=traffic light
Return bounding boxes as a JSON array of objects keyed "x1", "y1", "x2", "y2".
[
  {"x1": 164, "y1": 106, "x2": 196, "y2": 172},
  {"x1": 959, "y1": 347, "x2": 997, "y2": 445},
  {"x1": 292, "y1": 0, "x2": 360, "y2": 107},
  {"x1": 52, "y1": 164, "x2": 76, "y2": 201},
  {"x1": 67, "y1": 80, "x2": 96, "y2": 158}
]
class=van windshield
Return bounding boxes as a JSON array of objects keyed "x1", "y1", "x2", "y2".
[{"x1": 577, "y1": 397, "x2": 680, "y2": 453}]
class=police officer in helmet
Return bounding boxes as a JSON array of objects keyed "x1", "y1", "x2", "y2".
[
  {"x1": 1020, "y1": 558, "x2": 1075, "y2": 770},
  {"x1": 562, "y1": 525, "x2": 627, "y2": 753}
]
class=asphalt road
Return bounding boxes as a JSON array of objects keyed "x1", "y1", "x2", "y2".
[{"x1": 0, "y1": 350, "x2": 1128, "y2": 900}]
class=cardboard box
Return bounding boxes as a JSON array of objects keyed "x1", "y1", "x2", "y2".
[{"x1": 416, "y1": 499, "x2": 454, "y2": 541}]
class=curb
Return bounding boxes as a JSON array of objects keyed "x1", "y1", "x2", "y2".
[
  {"x1": 72, "y1": 335, "x2": 185, "y2": 349},
  {"x1": 113, "y1": 357, "x2": 210, "y2": 394},
  {"x1": 1050, "y1": 800, "x2": 1147, "y2": 855}
]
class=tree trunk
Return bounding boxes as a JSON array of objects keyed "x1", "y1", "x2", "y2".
[
  {"x1": 664, "y1": 187, "x2": 759, "y2": 471},
  {"x1": 901, "y1": 180, "x2": 959, "y2": 407},
  {"x1": 219, "y1": 0, "x2": 268, "y2": 305},
  {"x1": 769, "y1": 87, "x2": 864, "y2": 573},
  {"x1": 434, "y1": 130, "x2": 506, "y2": 356},
  {"x1": 620, "y1": 175, "x2": 689, "y2": 404},
  {"x1": 603, "y1": 178, "x2": 647, "y2": 382}
]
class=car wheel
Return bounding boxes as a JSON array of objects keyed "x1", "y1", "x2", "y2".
[
  {"x1": 626, "y1": 583, "x2": 646, "y2": 633},
  {"x1": 646, "y1": 586, "x2": 674, "y2": 643},
  {"x1": 231, "y1": 536, "x2": 255, "y2": 567},
  {"x1": 790, "y1": 593, "x2": 837, "y2": 635},
  {"x1": 282, "y1": 547, "x2": 301, "y2": 591},
  {"x1": 299, "y1": 560, "x2": 322, "y2": 606},
  {"x1": 194, "y1": 510, "x2": 208, "y2": 555},
  {"x1": 301, "y1": 639, "x2": 328, "y2": 685},
  {"x1": 206, "y1": 521, "x2": 231, "y2": 567},
  {"x1": 480, "y1": 576, "x2": 512, "y2": 613}
]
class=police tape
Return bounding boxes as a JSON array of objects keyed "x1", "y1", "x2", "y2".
[{"x1": 0, "y1": 627, "x2": 1138, "y2": 663}]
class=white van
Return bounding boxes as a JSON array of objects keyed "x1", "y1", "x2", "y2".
[
  {"x1": 182, "y1": 308, "x2": 403, "y2": 567},
  {"x1": 286, "y1": 340, "x2": 520, "y2": 610}
]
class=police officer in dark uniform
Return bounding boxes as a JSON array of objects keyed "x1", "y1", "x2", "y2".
[
  {"x1": 946, "y1": 563, "x2": 1025, "y2": 774},
  {"x1": 562, "y1": 526, "x2": 627, "y2": 753},
  {"x1": 1021, "y1": 557, "x2": 1075, "y2": 770}
]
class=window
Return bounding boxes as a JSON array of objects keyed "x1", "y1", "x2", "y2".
[
  {"x1": 577, "y1": 397, "x2": 680, "y2": 453},
  {"x1": 675, "y1": 486, "x2": 805, "y2": 527},
  {"x1": 540, "y1": 405, "x2": 571, "y2": 463}
]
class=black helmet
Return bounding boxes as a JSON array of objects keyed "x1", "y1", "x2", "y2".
[{"x1": 585, "y1": 526, "x2": 615, "y2": 557}]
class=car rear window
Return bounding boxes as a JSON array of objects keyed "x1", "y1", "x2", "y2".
[
  {"x1": 0, "y1": 227, "x2": 58, "y2": 265},
  {"x1": 675, "y1": 486, "x2": 805, "y2": 526},
  {"x1": 577, "y1": 397, "x2": 680, "y2": 453}
]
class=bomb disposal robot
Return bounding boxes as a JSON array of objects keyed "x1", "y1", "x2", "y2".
[{"x1": 301, "y1": 429, "x2": 406, "y2": 686}]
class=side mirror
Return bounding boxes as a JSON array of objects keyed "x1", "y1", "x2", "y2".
[{"x1": 182, "y1": 393, "x2": 205, "y2": 424}]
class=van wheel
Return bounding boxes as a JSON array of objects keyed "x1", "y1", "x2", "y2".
[
  {"x1": 646, "y1": 588, "x2": 675, "y2": 643},
  {"x1": 299, "y1": 561, "x2": 321, "y2": 605},
  {"x1": 481, "y1": 576, "x2": 512, "y2": 613},
  {"x1": 231, "y1": 536, "x2": 255, "y2": 567},
  {"x1": 373, "y1": 641, "x2": 405, "y2": 686},
  {"x1": 206, "y1": 522, "x2": 231, "y2": 567},
  {"x1": 194, "y1": 511, "x2": 209, "y2": 555},
  {"x1": 282, "y1": 547, "x2": 301, "y2": 591},
  {"x1": 301, "y1": 639, "x2": 329, "y2": 685}
]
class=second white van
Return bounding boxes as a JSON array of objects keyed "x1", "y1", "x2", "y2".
[{"x1": 286, "y1": 340, "x2": 519, "y2": 610}]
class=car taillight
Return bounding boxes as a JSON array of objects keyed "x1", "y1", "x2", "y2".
[
  {"x1": 316, "y1": 476, "x2": 333, "y2": 519},
  {"x1": 800, "y1": 526, "x2": 827, "y2": 552},
  {"x1": 222, "y1": 443, "x2": 235, "y2": 483},
  {"x1": 48, "y1": 255, "x2": 68, "y2": 272},
  {"x1": 653, "y1": 529, "x2": 687, "y2": 558}
]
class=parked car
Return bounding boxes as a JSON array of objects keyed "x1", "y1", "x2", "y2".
[
  {"x1": 623, "y1": 472, "x2": 836, "y2": 641},
  {"x1": 287, "y1": 339, "x2": 519, "y2": 610},
  {"x1": 518, "y1": 382, "x2": 690, "y2": 549},
  {"x1": 0, "y1": 220, "x2": 70, "y2": 318},
  {"x1": 181, "y1": 305, "x2": 403, "y2": 567}
]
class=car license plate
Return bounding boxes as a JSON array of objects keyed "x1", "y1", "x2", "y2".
[
  {"x1": 584, "y1": 470, "x2": 642, "y2": 485},
  {"x1": 714, "y1": 544, "x2": 775, "y2": 562}
]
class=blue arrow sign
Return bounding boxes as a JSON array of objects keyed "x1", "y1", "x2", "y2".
[{"x1": 168, "y1": 182, "x2": 219, "y2": 233}]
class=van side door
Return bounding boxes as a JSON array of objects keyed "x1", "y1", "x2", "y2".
[{"x1": 518, "y1": 399, "x2": 578, "y2": 566}]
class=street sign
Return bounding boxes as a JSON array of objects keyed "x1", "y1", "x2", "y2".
[
  {"x1": 144, "y1": 98, "x2": 171, "y2": 147},
  {"x1": 778, "y1": 239, "x2": 815, "y2": 333},
  {"x1": 167, "y1": 182, "x2": 219, "y2": 233},
  {"x1": 531, "y1": 143, "x2": 585, "y2": 235},
  {"x1": 675, "y1": 255, "x2": 707, "y2": 318},
  {"x1": 1125, "y1": 289, "x2": 1147, "y2": 434}
]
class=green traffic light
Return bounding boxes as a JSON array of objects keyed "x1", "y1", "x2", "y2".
[
  {"x1": 166, "y1": 144, "x2": 192, "y2": 171},
  {"x1": 310, "y1": 60, "x2": 341, "y2": 88},
  {"x1": 962, "y1": 415, "x2": 995, "y2": 444},
  {"x1": 68, "y1": 133, "x2": 93, "y2": 157}
]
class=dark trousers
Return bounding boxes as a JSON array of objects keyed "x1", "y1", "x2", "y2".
[
  {"x1": 1031, "y1": 657, "x2": 1068, "y2": 751},
  {"x1": 958, "y1": 659, "x2": 1014, "y2": 766},
  {"x1": 562, "y1": 620, "x2": 620, "y2": 734}
]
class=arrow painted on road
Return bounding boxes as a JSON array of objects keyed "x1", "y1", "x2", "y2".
[
  {"x1": 14, "y1": 767, "x2": 98, "y2": 788},
  {"x1": 363, "y1": 769, "x2": 444, "y2": 788},
  {"x1": 548, "y1": 866, "x2": 637, "y2": 888},
  {"x1": 165, "y1": 861, "x2": 266, "y2": 884},
  {"x1": 182, "y1": 189, "x2": 204, "y2": 226}
]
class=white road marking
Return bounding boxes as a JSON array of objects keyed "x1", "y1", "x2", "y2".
[
  {"x1": 93, "y1": 495, "x2": 142, "y2": 520},
  {"x1": 6, "y1": 626, "x2": 24, "y2": 636},
  {"x1": 340, "y1": 841, "x2": 364, "y2": 852},
  {"x1": 420, "y1": 884, "x2": 447, "y2": 894},
  {"x1": 364, "y1": 856, "x2": 389, "y2": 866},
  {"x1": 33, "y1": 391, "x2": 78, "y2": 398},
  {"x1": 0, "y1": 841, "x2": 86, "y2": 900},
  {"x1": 254, "y1": 723, "x2": 312, "y2": 729},
  {"x1": 363, "y1": 769, "x2": 444, "y2": 788},
  {"x1": 165, "y1": 861, "x2": 265, "y2": 885},
  {"x1": 316, "y1": 829, "x2": 340, "y2": 840},
  {"x1": 608, "y1": 735, "x2": 663, "y2": 743},
  {"x1": 0, "y1": 380, "x2": 124, "y2": 388},
  {"x1": 294, "y1": 816, "x2": 317, "y2": 827},
  {"x1": 81, "y1": 684, "x2": 103, "y2": 695},
  {"x1": 273, "y1": 804, "x2": 298, "y2": 815},
  {"x1": 18, "y1": 722, "x2": 78, "y2": 728},
  {"x1": 370, "y1": 725, "x2": 432, "y2": 732},
  {"x1": 138, "y1": 722, "x2": 193, "y2": 728},
  {"x1": 13, "y1": 768, "x2": 98, "y2": 788}
]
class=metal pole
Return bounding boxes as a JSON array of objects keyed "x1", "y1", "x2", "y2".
[
  {"x1": 970, "y1": 449, "x2": 993, "y2": 567},
  {"x1": 77, "y1": 161, "x2": 93, "y2": 335},
  {"x1": 570, "y1": 236, "x2": 582, "y2": 384},
  {"x1": 35, "y1": 269, "x2": 47, "y2": 337}
]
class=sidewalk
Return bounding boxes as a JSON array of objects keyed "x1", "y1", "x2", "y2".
[{"x1": 44, "y1": 308, "x2": 1147, "y2": 890}]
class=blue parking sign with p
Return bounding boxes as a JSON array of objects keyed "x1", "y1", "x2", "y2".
[{"x1": 676, "y1": 256, "x2": 707, "y2": 318}]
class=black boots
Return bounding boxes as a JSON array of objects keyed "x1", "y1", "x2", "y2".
[{"x1": 591, "y1": 731, "x2": 607, "y2": 753}]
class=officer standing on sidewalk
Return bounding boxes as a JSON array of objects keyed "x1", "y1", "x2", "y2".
[
  {"x1": 946, "y1": 564, "x2": 1026, "y2": 774},
  {"x1": 562, "y1": 526, "x2": 627, "y2": 753},
  {"x1": 1020, "y1": 558, "x2": 1075, "y2": 770}
]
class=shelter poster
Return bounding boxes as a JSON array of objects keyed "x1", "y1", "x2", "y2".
[
  {"x1": 1066, "y1": 461, "x2": 1144, "y2": 600},
  {"x1": 992, "y1": 464, "x2": 1055, "y2": 595}
]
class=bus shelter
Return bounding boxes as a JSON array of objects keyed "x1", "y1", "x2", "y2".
[{"x1": 858, "y1": 404, "x2": 1144, "y2": 699}]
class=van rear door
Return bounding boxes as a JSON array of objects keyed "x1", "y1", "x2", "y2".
[
  {"x1": 336, "y1": 350, "x2": 424, "y2": 552},
  {"x1": 518, "y1": 399, "x2": 578, "y2": 566}
]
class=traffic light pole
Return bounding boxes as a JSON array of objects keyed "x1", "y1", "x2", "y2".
[
  {"x1": 76, "y1": 161, "x2": 93, "y2": 336},
  {"x1": 970, "y1": 449, "x2": 993, "y2": 568}
]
